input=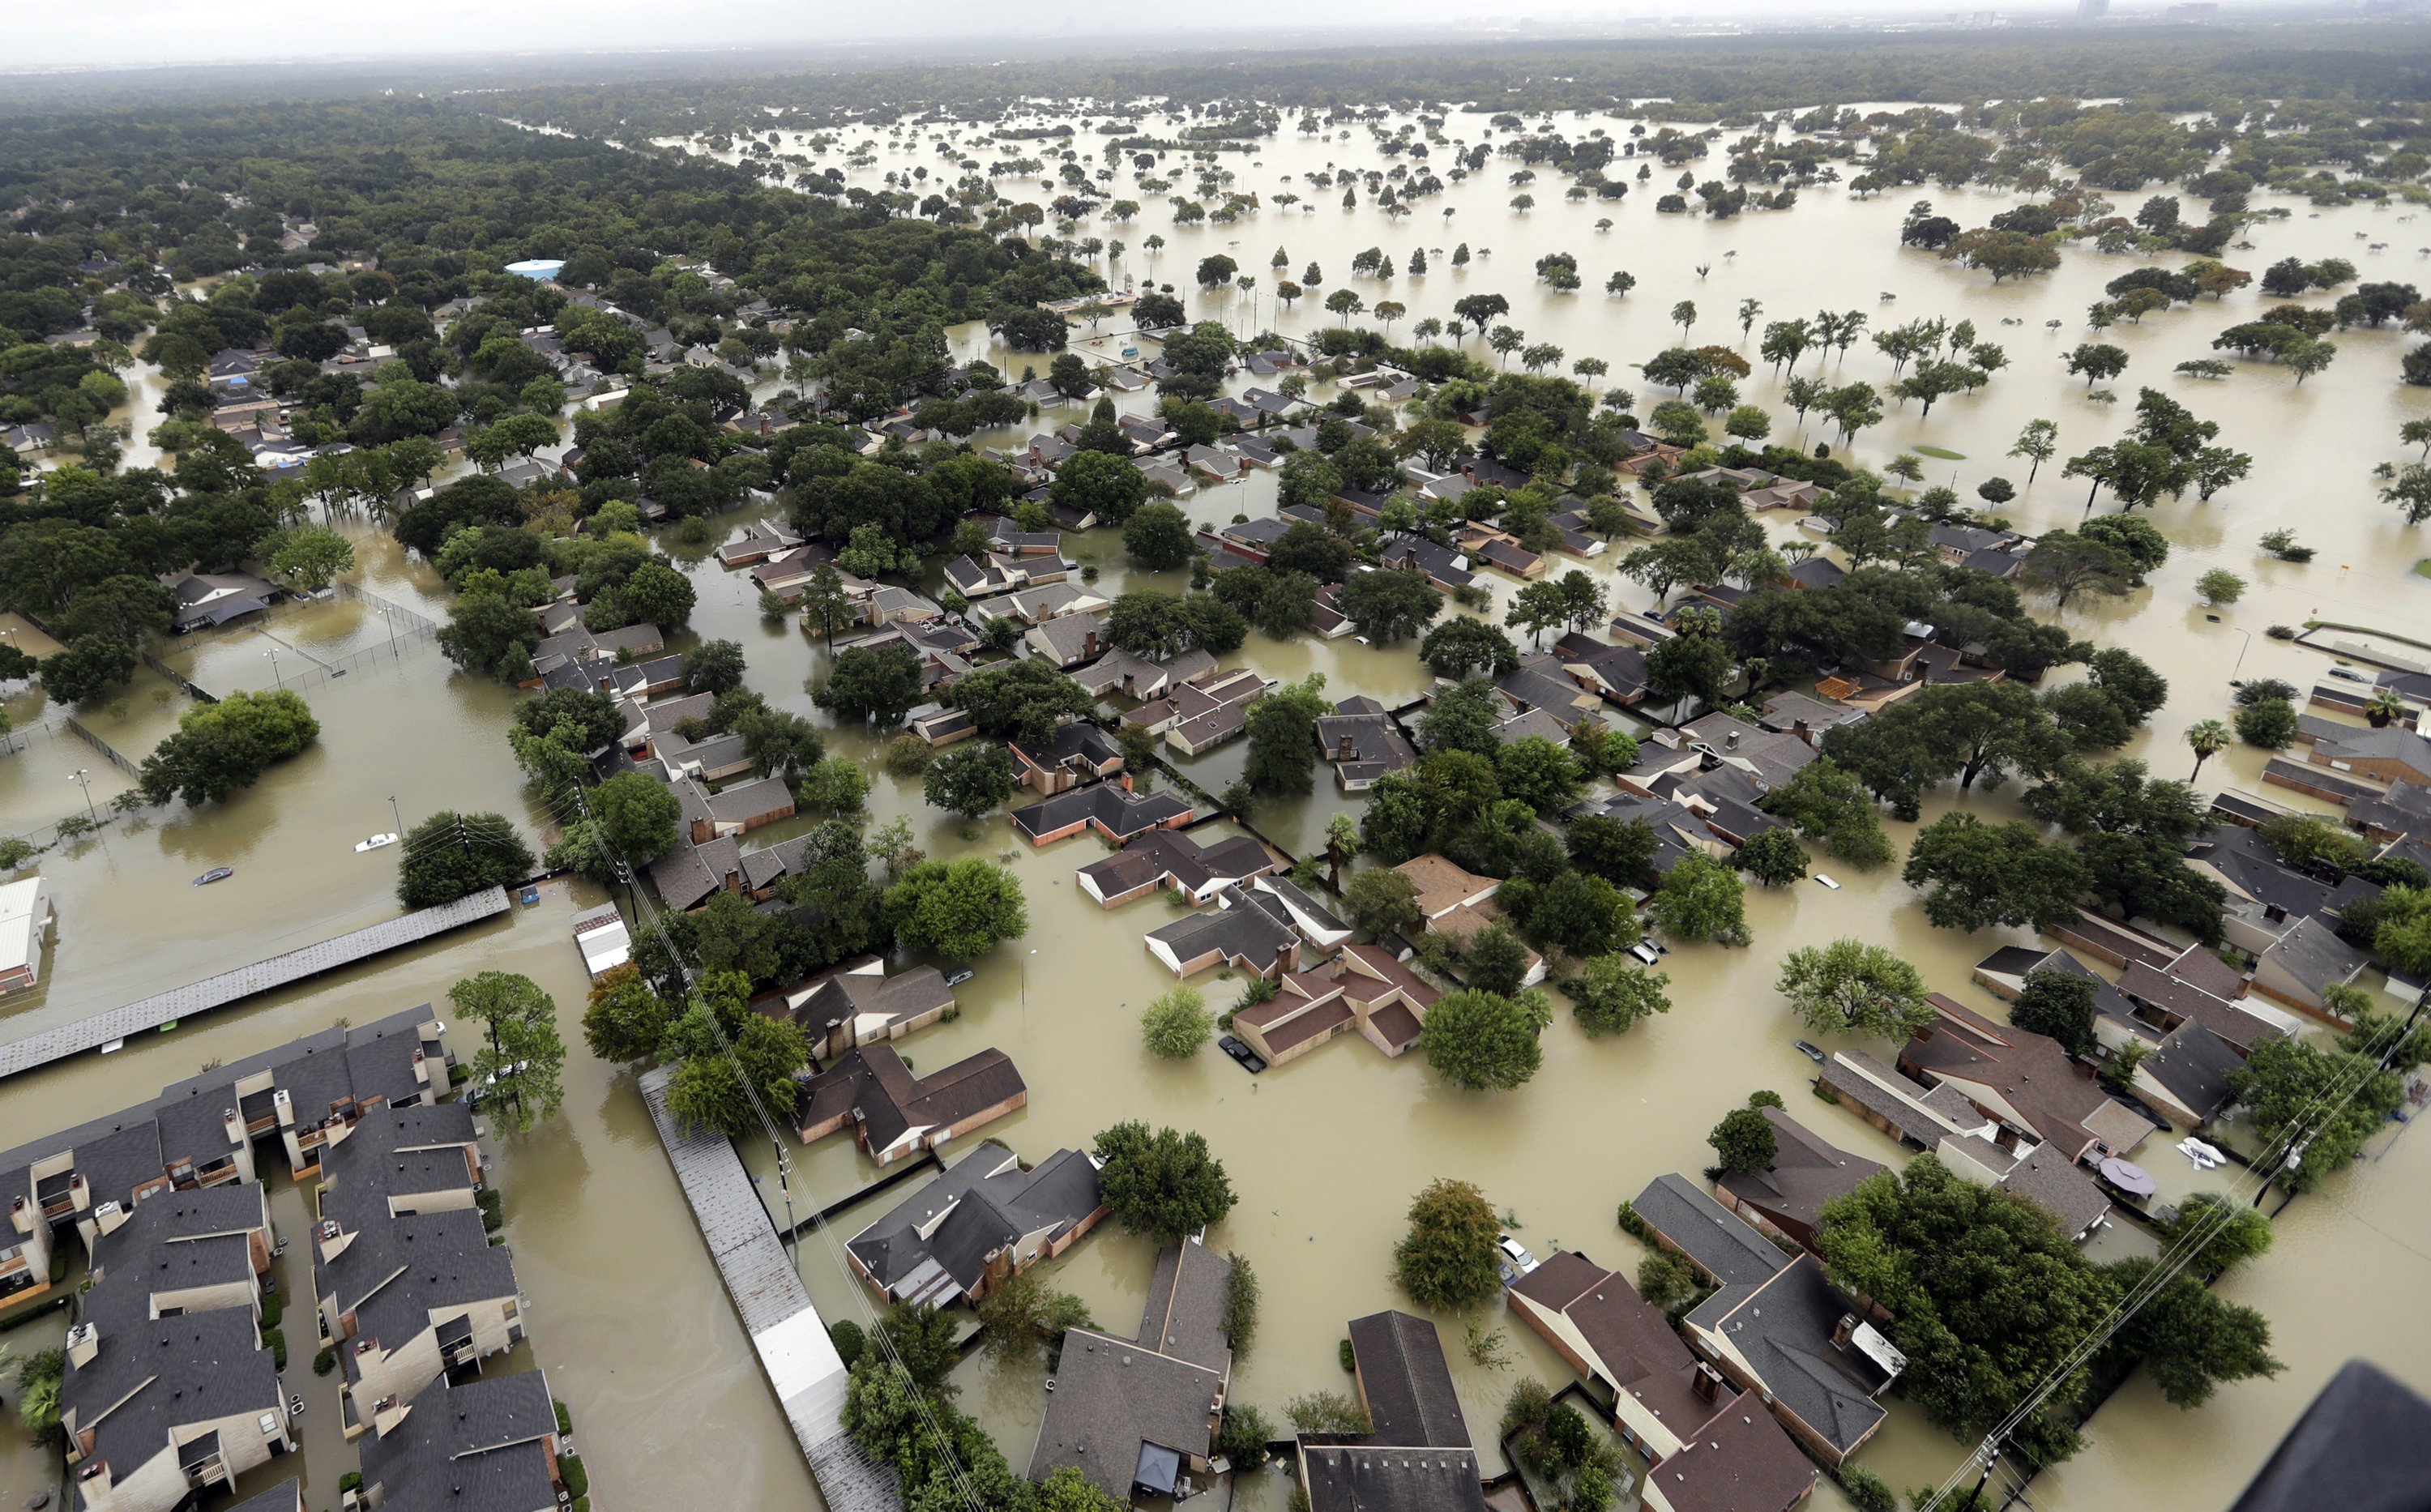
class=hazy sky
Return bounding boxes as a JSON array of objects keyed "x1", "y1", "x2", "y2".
[{"x1": 9, "y1": 0, "x2": 2094, "y2": 72}]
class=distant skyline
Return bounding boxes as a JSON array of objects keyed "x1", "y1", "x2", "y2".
[{"x1": 3, "y1": 0, "x2": 2294, "y2": 73}]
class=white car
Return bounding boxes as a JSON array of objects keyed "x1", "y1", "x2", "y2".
[{"x1": 1495, "y1": 1234, "x2": 1540, "y2": 1284}]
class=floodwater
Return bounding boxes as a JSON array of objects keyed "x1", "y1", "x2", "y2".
[{"x1": 6, "y1": 100, "x2": 2431, "y2": 1512}]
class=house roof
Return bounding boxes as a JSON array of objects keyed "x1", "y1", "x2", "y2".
[
  {"x1": 1075, "y1": 828, "x2": 1275, "y2": 899},
  {"x1": 1394, "y1": 855, "x2": 1497, "y2": 919},
  {"x1": 1685, "y1": 1255, "x2": 1891, "y2": 1458},
  {"x1": 1348, "y1": 1310, "x2": 1473, "y2": 1449},
  {"x1": 1028, "y1": 1327, "x2": 1224, "y2": 1499},
  {"x1": 1631, "y1": 1174, "x2": 1791, "y2": 1288},
  {"x1": 1010, "y1": 784, "x2": 1194, "y2": 843},
  {"x1": 1510, "y1": 1253, "x2": 1728, "y2": 1437},
  {"x1": 796, "y1": 1044, "x2": 1025, "y2": 1155},
  {"x1": 1301, "y1": 1442, "x2": 1488, "y2": 1512},
  {"x1": 1647, "y1": 1399, "x2": 1818, "y2": 1512},
  {"x1": 847, "y1": 1144, "x2": 1100, "y2": 1300},
  {"x1": 1139, "y1": 1240, "x2": 1234, "y2": 1373},
  {"x1": 2000, "y1": 1140, "x2": 2114, "y2": 1237},
  {"x1": 357, "y1": 1371, "x2": 560, "y2": 1512},
  {"x1": 1714, "y1": 1110, "x2": 1886, "y2": 1240},
  {"x1": 1144, "y1": 891, "x2": 1301, "y2": 972},
  {"x1": 1901, "y1": 997, "x2": 2148, "y2": 1160}
]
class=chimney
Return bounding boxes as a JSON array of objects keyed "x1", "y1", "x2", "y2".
[
  {"x1": 1691, "y1": 1363, "x2": 1722, "y2": 1403},
  {"x1": 1793, "y1": 719, "x2": 1810, "y2": 745},
  {"x1": 66, "y1": 1322, "x2": 100, "y2": 1369},
  {"x1": 272, "y1": 1087, "x2": 294, "y2": 1126},
  {"x1": 1725, "y1": 730, "x2": 1741, "y2": 751},
  {"x1": 1832, "y1": 1314, "x2": 1858, "y2": 1350},
  {"x1": 223, "y1": 1108, "x2": 244, "y2": 1147},
  {"x1": 8, "y1": 1195, "x2": 28, "y2": 1237},
  {"x1": 1337, "y1": 734, "x2": 1355, "y2": 758},
  {"x1": 94, "y1": 1200, "x2": 129, "y2": 1237},
  {"x1": 1084, "y1": 629, "x2": 1100, "y2": 659}
]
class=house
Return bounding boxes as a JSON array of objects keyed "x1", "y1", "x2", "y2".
[
  {"x1": 352, "y1": 1370, "x2": 569, "y2": 1512},
  {"x1": 780, "y1": 957, "x2": 959, "y2": 1061},
  {"x1": 751, "y1": 545, "x2": 839, "y2": 600},
  {"x1": 1549, "y1": 633, "x2": 1654, "y2": 709},
  {"x1": 1297, "y1": 1310, "x2": 1490, "y2": 1512},
  {"x1": 310, "y1": 1104, "x2": 522, "y2": 1435},
  {"x1": 1075, "y1": 647, "x2": 1218, "y2": 702},
  {"x1": 716, "y1": 523, "x2": 805, "y2": 567},
  {"x1": 1231, "y1": 946, "x2": 1442, "y2": 1067},
  {"x1": 1711, "y1": 1110, "x2": 1886, "y2": 1253},
  {"x1": 1317, "y1": 697, "x2": 1416, "y2": 790},
  {"x1": 846, "y1": 1143, "x2": 1104, "y2": 1307},
  {"x1": 1817, "y1": 1050, "x2": 1994, "y2": 1151},
  {"x1": 0, "y1": 874, "x2": 53, "y2": 994},
  {"x1": 1394, "y1": 855, "x2": 1544, "y2": 986},
  {"x1": 907, "y1": 704, "x2": 978, "y2": 749},
  {"x1": 1075, "y1": 827, "x2": 1278, "y2": 908},
  {"x1": 1127, "y1": 667, "x2": 1272, "y2": 755},
  {"x1": 1009, "y1": 721, "x2": 1126, "y2": 795},
  {"x1": 1374, "y1": 535, "x2": 1477, "y2": 594},
  {"x1": 1897, "y1": 997, "x2": 2154, "y2": 1162},
  {"x1": 1143, "y1": 885, "x2": 1306, "y2": 979},
  {"x1": 987, "y1": 519, "x2": 1065, "y2": 556},
  {"x1": 1935, "y1": 1133, "x2": 2115, "y2": 1241},
  {"x1": 165, "y1": 571, "x2": 280, "y2": 633},
  {"x1": 1682, "y1": 1254, "x2": 1902, "y2": 1467},
  {"x1": 983, "y1": 582, "x2": 1108, "y2": 628},
  {"x1": 2304, "y1": 726, "x2": 2431, "y2": 789},
  {"x1": 1009, "y1": 784, "x2": 1194, "y2": 848},
  {"x1": 1029, "y1": 612, "x2": 1111, "y2": 668},
  {"x1": 1030, "y1": 1241, "x2": 1234, "y2": 1501},
  {"x1": 2249, "y1": 916, "x2": 2369, "y2": 1020},
  {"x1": 1629, "y1": 1175, "x2": 1794, "y2": 1292},
  {"x1": 1755, "y1": 691, "x2": 1865, "y2": 745},
  {"x1": 795, "y1": 1045, "x2": 1028, "y2": 1164},
  {"x1": 701, "y1": 775, "x2": 797, "y2": 839},
  {"x1": 1458, "y1": 523, "x2": 1545, "y2": 580},
  {"x1": 1507, "y1": 1250, "x2": 1813, "y2": 1512},
  {"x1": 60, "y1": 1188, "x2": 291, "y2": 1512}
]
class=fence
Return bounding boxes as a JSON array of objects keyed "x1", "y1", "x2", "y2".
[
  {"x1": 139, "y1": 648, "x2": 218, "y2": 704},
  {"x1": 62, "y1": 715, "x2": 143, "y2": 779}
]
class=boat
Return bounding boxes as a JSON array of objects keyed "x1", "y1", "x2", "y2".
[
  {"x1": 354, "y1": 832, "x2": 399, "y2": 852},
  {"x1": 193, "y1": 867, "x2": 234, "y2": 886},
  {"x1": 1794, "y1": 1040, "x2": 1827, "y2": 1065}
]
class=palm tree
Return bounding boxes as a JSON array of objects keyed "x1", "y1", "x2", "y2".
[
  {"x1": 2185, "y1": 720, "x2": 2231, "y2": 783},
  {"x1": 1324, "y1": 814, "x2": 1360, "y2": 890},
  {"x1": 2365, "y1": 688, "x2": 2408, "y2": 728}
]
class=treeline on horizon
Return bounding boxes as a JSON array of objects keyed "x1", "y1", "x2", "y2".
[{"x1": 7, "y1": 18, "x2": 2431, "y2": 132}]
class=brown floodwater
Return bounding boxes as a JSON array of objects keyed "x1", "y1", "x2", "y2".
[{"x1": 6, "y1": 100, "x2": 2430, "y2": 1512}]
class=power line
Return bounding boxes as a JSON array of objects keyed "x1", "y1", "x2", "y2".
[
  {"x1": 545, "y1": 771, "x2": 989, "y2": 1512},
  {"x1": 1917, "y1": 988, "x2": 2428, "y2": 1510}
]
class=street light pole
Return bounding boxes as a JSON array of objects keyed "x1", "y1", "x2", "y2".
[
  {"x1": 390, "y1": 794, "x2": 404, "y2": 839},
  {"x1": 67, "y1": 768, "x2": 96, "y2": 820},
  {"x1": 264, "y1": 647, "x2": 283, "y2": 691}
]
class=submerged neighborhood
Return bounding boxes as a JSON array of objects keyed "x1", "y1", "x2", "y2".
[{"x1": 6, "y1": 12, "x2": 2431, "y2": 1512}]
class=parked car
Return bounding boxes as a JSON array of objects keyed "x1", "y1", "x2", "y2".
[{"x1": 1495, "y1": 1233, "x2": 1540, "y2": 1286}]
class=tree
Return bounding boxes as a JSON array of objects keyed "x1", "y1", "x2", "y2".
[
  {"x1": 1902, "y1": 813, "x2": 2090, "y2": 932},
  {"x1": 1645, "y1": 852, "x2": 1747, "y2": 946},
  {"x1": 2101, "y1": 1257, "x2": 2282, "y2": 1410},
  {"x1": 1565, "y1": 957, "x2": 1670, "y2": 1036},
  {"x1": 800, "y1": 563, "x2": 854, "y2": 647},
  {"x1": 683, "y1": 639, "x2": 748, "y2": 696},
  {"x1": 1421, "y1": 989, "x2": 1547, "y2": 1090},
  {"x1": 884, "y1": 859, "x2": 1028, "y2": 960},
  {"x1": 2196, "y1": 568, "x2": 2245, "y2": 606},
  {"x1": 2013, "y1": 968, "x2": 2100, "y2": 1056},
  {"x1": 397, "y1": 810, "x2": 536, "y2": 907},
  {"x1": 2020, "y1": 531, "x2": 2133, "y2": 611},
  {"x1": 2185, "y1": 719, "x2": 2232, "y2": 783},
  {"x1": 1123, "y1": 501, "x2": 1195, "y2": 570},
  {"x1": 1646, "y1": 633, "x2": 1735, "y2": 707},
  {"x1": 2065, "y1": 343, "x2": 2129, "y2": 388},
  {"x1": 817, "y1": 643, "x2": 927, "y2": 728},
  {"x1": 976, "y1": 1269, "x2": 1096, "y2": 1367},
  {"x1": 438, "y1": 592, "x2": 543, "y2": 681},
  {"x1": 1141, "y1": 985, "x2": 1213, "y2": 1059},
  {"x1": 260, "y1": 523, "x2": 356, "y2": 591},
  {"x1": 1707, "y1": 1106, "x2": 1779, "y2": 1175},
  {"x1": 582, "y1": 964, "x2": 671, "y2": 1062},
  {"x1": 2236, "y1": 698, "x2": 2300, "y2": 750},
  {"x1": 135, "y1": 689, "x2": 321, "y2": 808},
  {"x1": 1392, "y1": 1178, "x2": 1502, "y2": 1309},
  {"x1": 1775, "y1": 938, "x2": 1934, "y2": 1038},
  {"x1": 923, "y1": 742, "x2": 1016, "y2": 818},
  {"x1": 1459, "y1": 923, "x2": 1536, "y2": 998},
  {"x1": 951, "y1": 659, "x2": 1094, "y2": 745},
  {"x1": 1051, "y1": 448, "x2": 1151, "y2": 525},
  {"x1": 2227, "y1": 1026, "x2": 2420, "y2": 1192},
  {"x1": 1345, "y1": 867, "x2": 1425, "y2": 942},
  {"x1": 449, "y1": 971, "x2": 566, "y2": 1135},
  {"x1": 1244, "y1": 675, "x2": 1331, "y2": 796},
  {"x1": 1735, "y1": 827, "x2": 1809, "y2": 886},
  {"x1": 1759, "y1": 759, "x2": 1895, "y2": 869},
  {"x1": 2384, "y1": 463, "x2": 2431, "y2": 527},
  {"x1": 1093, "y1": 1121, "x2": 1237, "y2": 1244},
  {"x1": 591, "y1": 770, "x2": 681, "y2": 865},
  {"x1": 1338, "y1": 568, "x2": 1443, "y2": 643},
  {"x1": 2163, "y1": 1192, "x2": 2274, "y2": 1277},
  {"x1": 1421, "y1": 617, "x2": 1519, "y2": 679}
]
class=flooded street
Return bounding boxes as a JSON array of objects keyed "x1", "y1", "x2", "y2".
[{"x1": 7, "y1": 99, "x2": 2431, "y2": 1512}]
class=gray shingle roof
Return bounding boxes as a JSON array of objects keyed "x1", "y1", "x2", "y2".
[{"x1": 1630, "y1": 1174, "x2": 1792, "y2": 1288}]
